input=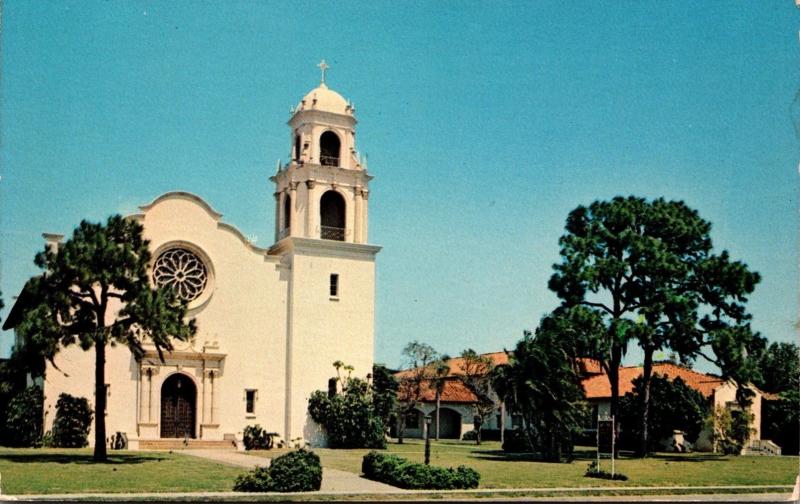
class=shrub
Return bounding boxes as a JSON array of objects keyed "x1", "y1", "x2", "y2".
[
  {"x1": 619, "y1": 374, "x2": 708, "y2": 451},
  {"x1": 361, "y1": 451, "x2": 480, "y2": 490},
  {"x1": 3, "y1": 385, "x2": 43, "y2": 447},
  {"x1": 51, "y1": 393, "x2": 93, "y2": 448},
  {"x1": 268, "y1": 449, "x2": 322, "y2": 492},
  {"x1": 707, "y1": 406, "x2": 754, "y2": 455},
  {"x1": 308, "y1": 377, "x2": 386, "y2": 449},
  {"x1": 502, "y1": 429, "x2": 533, "y2": 452},
  {"x1": 762, "y1": 390, "x2": 799, "y2": 455},
  {"x1": 233, "y1": 466, "x2": 273, "y2": 492},
  {"x1": 234, "y1": 449, "x2": 322, "y2": 492},
  {"x1": 243, "y1": 424, "x2": 274, "y2": 450},
  {"x1": 585, "y1": 461, "x2": 628, "y2": 481}
]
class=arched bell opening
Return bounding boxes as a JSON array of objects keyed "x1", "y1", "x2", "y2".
[
  {"x1": 319, "y1": 131, "x2": 340, "y2": 167},
  {"x1": 283, "y1": 194, "x2": 292, "y2": 231},
  {"x1": 320, "y1": 190, "x2": 346, "y2": 241}
]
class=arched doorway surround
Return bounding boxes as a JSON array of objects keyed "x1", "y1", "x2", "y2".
[{"x1": 160, "y1": 373, "x2": 197, "y2": 439}]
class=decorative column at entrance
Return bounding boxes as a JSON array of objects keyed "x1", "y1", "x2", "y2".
[
  {"x1": 137, "y1": 365, "x2": 159, "y2": 439},
  {"x1": 200, "y1": 369, "x2": 219, "y2": 438}
]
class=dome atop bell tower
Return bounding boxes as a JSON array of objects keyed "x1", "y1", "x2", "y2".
[
  {"x1": 295, "y1": 83, "x2": 351, "y2": 116},
  {"x1": 291, "y1": 60, "x2": 355, "y2": 118}
]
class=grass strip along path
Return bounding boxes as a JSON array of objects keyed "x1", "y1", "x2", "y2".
[
  {"x1": 248, "y1": 440, "x2": 799, "y2": 489},
  {"x1": 0, "y1": 448, "x2": 243, "y2": 495}
]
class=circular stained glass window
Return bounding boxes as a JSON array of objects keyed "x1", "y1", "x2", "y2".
[{"x1": 153, "y1": 248, "x2": 208, "y2": 302}]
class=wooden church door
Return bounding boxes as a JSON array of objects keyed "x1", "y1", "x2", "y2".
[{"x1": 160, "y1": 373, "x2": 197, "y2": 439}]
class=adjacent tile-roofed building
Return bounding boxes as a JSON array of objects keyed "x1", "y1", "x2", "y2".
[
  {"x1": 395, "y1": 351, "x2": 510, "y2": 403},
  {"x1": 581, "y1": 362, "x2": 727, "y2": 400}
]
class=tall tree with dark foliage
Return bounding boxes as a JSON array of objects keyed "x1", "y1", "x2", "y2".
[{"x1": 17, "y1": 215, "x2": 196, "y2": 461}]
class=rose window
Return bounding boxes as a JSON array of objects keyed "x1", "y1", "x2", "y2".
[{"x1": 153, "y1": 248, "x2": 208, "y2": 302}]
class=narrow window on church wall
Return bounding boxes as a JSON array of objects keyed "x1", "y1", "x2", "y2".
[
  {"x1": 330, "y1": 273, "x2": 339, "y2": 297},
  {"x1": 245, "y1": 389, "x2": 257, "y2": 414}
]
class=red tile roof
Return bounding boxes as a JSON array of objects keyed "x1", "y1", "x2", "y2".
[
  {"x1": 398, "y1": 377, "x2": 479, "y2": 404},
  {"x1": 395, "y1": 352, "x2": 609, "y2": 404},
  {"x1": 395, "y1": 351, "x2": 509, "y2": 404},
  {"x1": 394, "y1": 351, "x2": 510, "y2": 380},
  {"x1": 576, "y1": 357, "x2": 603, "y2": 375},
  {"x1": 581, "y1": 362, "x2": 726, "y2": 400}
]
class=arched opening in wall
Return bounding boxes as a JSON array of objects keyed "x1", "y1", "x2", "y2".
[
  {"x1": 294, "y1": 135, "x2": 301, "y2": 161},
  {"x1": 283, "y1": 194, "x2": 292, "y2": 231},
  {"x1": 160, "y1": 373, "x2": 196, "y2": 439},
  {"x1": 435, "y1": 407, "x2": 462, "y2": 439},
  {"x1": 319, "y1": 131, "x2": 340, "y2": 166},
  {"x1": 320, "y1": 190, "x2": 346, "y2": 241}
]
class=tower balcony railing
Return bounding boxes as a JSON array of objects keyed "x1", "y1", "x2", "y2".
[
  {"x1": 320, "y1": 226, "x2": 346, "y2": 241},
  {"x1": 320, "y1": 155, "x2": 339, "y2": 167}
]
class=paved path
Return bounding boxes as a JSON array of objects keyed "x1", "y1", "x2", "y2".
[{"x1": 182, "y1": 449, "x2": 399, "y2": 493}]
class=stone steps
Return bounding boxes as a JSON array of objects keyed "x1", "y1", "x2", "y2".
[{"x1": 139, "y1": 439, "x2": 236, "y2": 450}]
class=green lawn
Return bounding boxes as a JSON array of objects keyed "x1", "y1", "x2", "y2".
[
  {"x1": 0, "y1": 443, "x2": 796, "y2": 496},
  {"x1": 250, "y1": 439, "x2": 799, "y2": 489},
  {"x1": 0, "y1": 448, "x2": 244, "y2": 495}
]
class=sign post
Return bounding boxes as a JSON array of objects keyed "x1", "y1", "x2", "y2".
[{"x1": 597, "y1": 414, "x2": 615, "y2": 476}]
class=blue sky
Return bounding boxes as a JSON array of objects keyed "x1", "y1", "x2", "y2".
[{"x1": 1, "y1": 2, "x2": 797, "y2": 372}]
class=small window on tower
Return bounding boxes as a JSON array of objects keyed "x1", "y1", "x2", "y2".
[
  {"x1": 245, "y1": 389, "x2": 257, "y2": 414},
  {"x1": 330, "y1": 273, "x2": 339, "y2": 298}
]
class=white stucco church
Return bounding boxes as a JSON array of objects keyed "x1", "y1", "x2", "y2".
[{"x1": 7, "y1": 68, "x2": 380, "y2": 449}]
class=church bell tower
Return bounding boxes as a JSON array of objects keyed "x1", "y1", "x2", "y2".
[
  {"x1": 271, "y1": 60, "x2": 372, "y2": 244},
  {"x1": 269, "y1": 62, "x2": 380, "y2": 444}
]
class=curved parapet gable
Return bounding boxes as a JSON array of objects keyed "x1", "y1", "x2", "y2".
[
  {"x1": 136, "y1": 191, "x2": 273, "y2": 258},
  {"x1": 139, "y1": 191, "x2": 224, "y2": 221}
]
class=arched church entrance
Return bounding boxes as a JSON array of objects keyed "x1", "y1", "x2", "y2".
[
  {"x1": 435, "y1": 408, "x2": 462, "y2": 439},
  {"x1": 160, "y1": 373, "x2": 197, "y2": 439},
  {"x1": 320, "y1": 190, "x2": 346, "y2": 241}
]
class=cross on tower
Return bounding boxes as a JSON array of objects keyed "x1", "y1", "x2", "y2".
[{"x1": 318, "y1": 59, "x2": 329, "y2": 84}]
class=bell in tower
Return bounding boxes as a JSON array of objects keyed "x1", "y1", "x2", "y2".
[{"x1": 271, "y1": 61, "x2": 372, "y2": 245}]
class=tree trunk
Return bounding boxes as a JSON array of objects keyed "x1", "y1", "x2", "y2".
[
  {"x1": 435, "y1": 392, "x2": 441, "y2": 441},
  {"x1": 397, "y1": 414, "x2": 405, "y2": 444},
  {"x1": 499, "y1": 401, "x2": 505, "y2": 446},
  {"x1": 637, "y1": 345, "x2": 654, "y2": 457},
  {"x1": 94, "y1": 340, "x2": 108, "y2": 462},
  {"x1": 609, "y1": 345, "x2": 622, "y2": 458}
]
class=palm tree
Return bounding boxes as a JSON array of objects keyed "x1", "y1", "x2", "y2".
[{"x1": 430, "y1": 356, "x2": 451, "y2": 440}]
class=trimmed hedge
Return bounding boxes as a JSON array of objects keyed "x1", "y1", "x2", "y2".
[
  {"x1": 361, "y1": 451, "x2": 480, "y2": 490},
  {"x1": 234, "y1": 449, "x2": 322, "y2": 492}
]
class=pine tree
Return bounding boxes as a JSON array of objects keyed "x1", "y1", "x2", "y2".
[
  {"x1": 17, "y1": 215, "x2": 196, "y2": 461},
  {"x1": 549, "y1": 196, "x2": 760, "y2": 456}
]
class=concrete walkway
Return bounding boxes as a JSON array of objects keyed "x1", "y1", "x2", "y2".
[{"x1": 182, "y1": 449, "x2": 399, "y2": 493}]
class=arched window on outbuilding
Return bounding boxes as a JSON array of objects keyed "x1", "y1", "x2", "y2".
[
  {"x1": 320, "y1": 190, "x2": 345, "y2": 241},
  {"x1": 319, "y1": 131, "x2": 340, "y2": 167}
]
